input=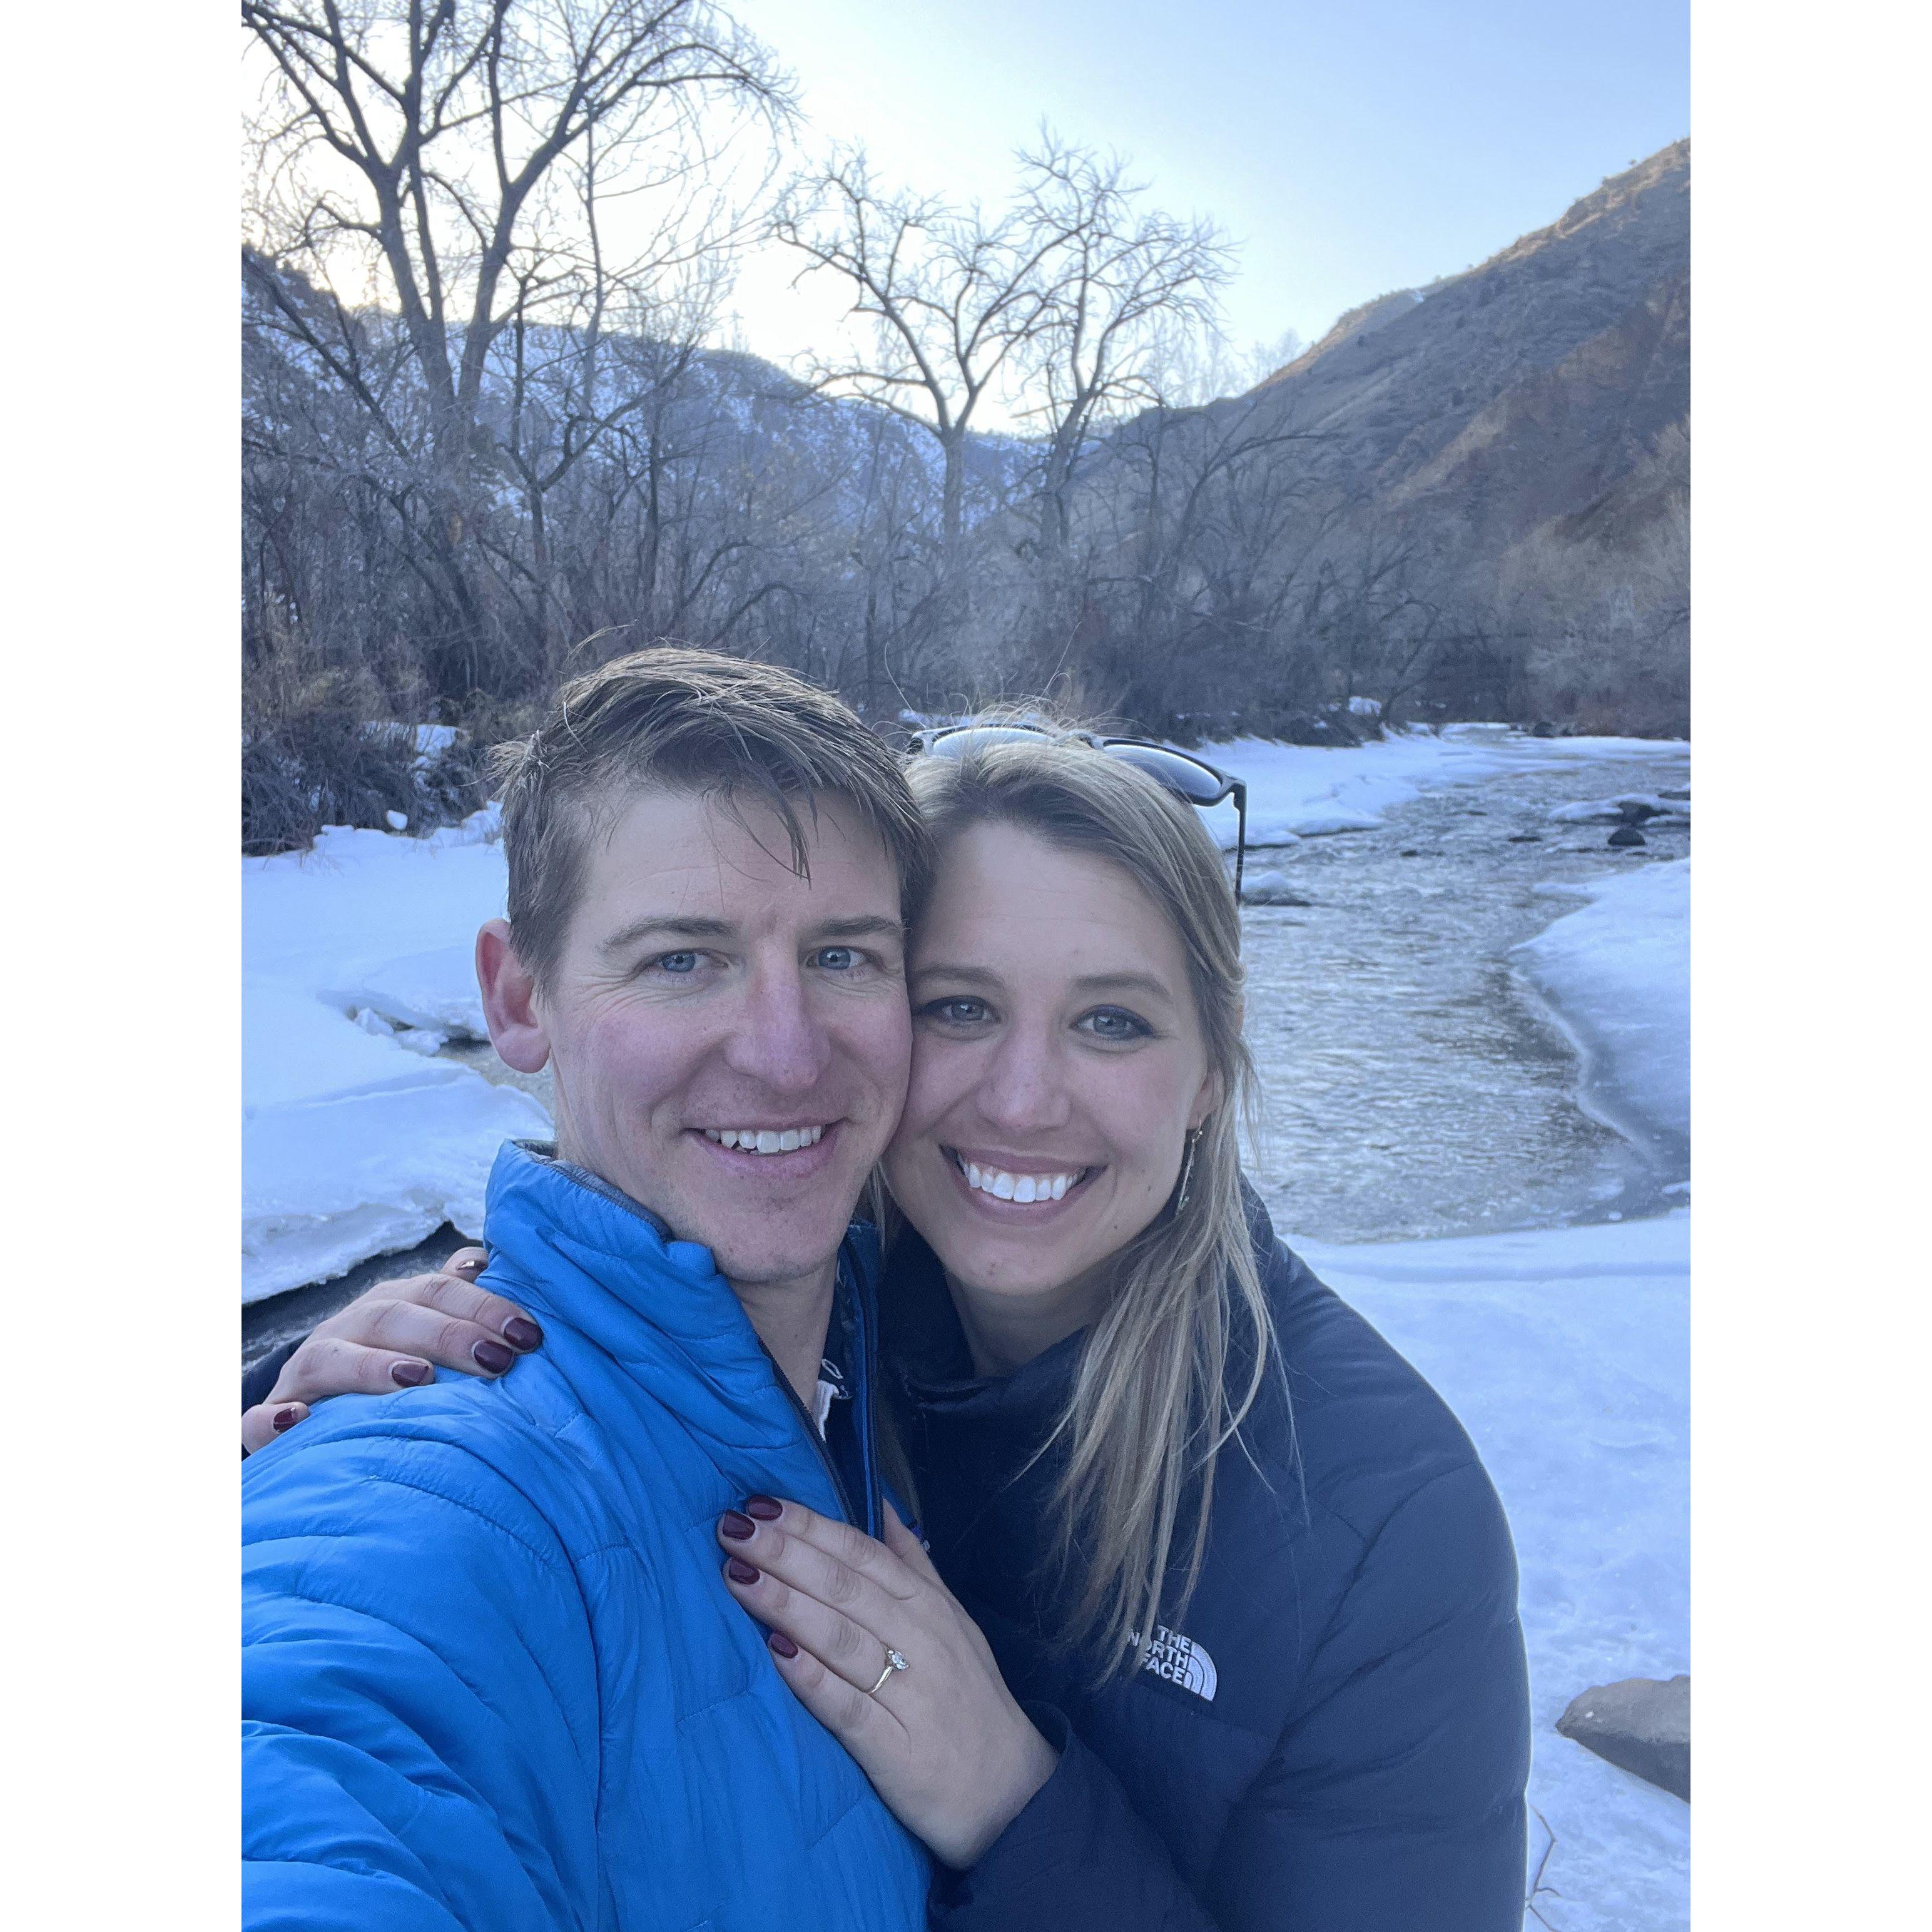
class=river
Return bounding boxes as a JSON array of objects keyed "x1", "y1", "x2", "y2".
[{"x1": 1238, "y1": 749, "x2": 1689, "y2": 1244}]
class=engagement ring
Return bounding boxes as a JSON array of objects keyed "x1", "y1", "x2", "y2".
[{"x1": 865, "y1": 1647, "x2": 910, "y2": 1696}]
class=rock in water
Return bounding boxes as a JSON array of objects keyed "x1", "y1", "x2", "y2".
[
  {"x1": 1241, "y1": 870, "x2": 1314, "y2": 907},
  {"x1": 1557, "y1": 1674, "x2": 1689, "y2": 1799},
  {"x1": 1609, "y1": 825, "x2": 1647, "y2": 848}
]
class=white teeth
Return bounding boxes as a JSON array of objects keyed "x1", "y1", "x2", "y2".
[
  {"x1": 954, "y1": 1155, "x2": 1085, "y2": 1202},
  {"x1": 704, "y1": 1126, "x2": 823, "y2": 1155}
]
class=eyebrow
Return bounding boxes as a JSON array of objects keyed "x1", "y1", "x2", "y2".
[
  {"x1": 601, "y1": 914, "x2": 907, "y2": 955},
  {"x1": 912, "y1": 963, "x2": 1177, "y2": 1004},
  {"x1": 600, "y1": 916, "x2": 734, "y2": 955}
]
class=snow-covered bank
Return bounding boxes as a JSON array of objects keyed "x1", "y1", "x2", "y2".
[
  {"x1": 243, "y1": 813, "x2": 549, "y2": 1303},
  {"x1": 1303, "y1": 1214, "x2": 1690, "y2": 1932},
  {"x1": 1194, "y1": 725, "x2": 1690, "y2": 848},
  {"x1": 1515, "y1": 861, "x2": 1690, "y2": 1162}
]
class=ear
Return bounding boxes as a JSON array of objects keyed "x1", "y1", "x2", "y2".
[
  {"x1": 1187, "y1": 1062, "x2": 1225, "y2": 1134},
  {"x1": 475, "y1": 920, "x2": 552, "y2": 1074}
]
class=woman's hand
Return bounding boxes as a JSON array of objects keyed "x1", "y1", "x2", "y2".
[
  {"x1": 242, "y1": 1248, "x2": 540, "y2": 1453},
  {"x1": 715, "y1": 1495, "x2": 1059, "y2": 1868}
]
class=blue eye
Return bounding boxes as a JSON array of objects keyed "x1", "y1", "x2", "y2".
[
  {"x1": 1078, "y1": 1006, "x2": 1152, "y2": 1041},
  {"x1": 921, "y1": 995, "x2": 991, "y2": 1027},
  {"x1": 654, "y1": 952, "x2": 700, "y2": 975},
  {"x1": 813, "y1": 947, "x2": 857, "y2": 971}
]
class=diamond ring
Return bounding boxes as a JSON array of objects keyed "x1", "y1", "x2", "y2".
[{"x1": 865, "y1": 1647, "x2": 910, "y2": 1697}]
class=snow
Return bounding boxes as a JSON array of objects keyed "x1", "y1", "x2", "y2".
[
  {"x1": 1513, "y1": 861, "x2": 1690, "y2": 1155},
  {"x1": 1301, "y1": 1213, "x2": 1690, "y2": 1932},
  {"x1": 243, "y1": 818, "x2": 550, "y2": 1303},
  {"x1": 1548, "y1": 793, "x2": 1690, "y2": 825},
  {"x1": 1194, "y1": 728, "x2": 1690, "y2": 850}
]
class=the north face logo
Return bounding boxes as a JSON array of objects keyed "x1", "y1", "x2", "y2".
[{"x1": 1133, "y1": 1625, "x2": 1218, "y2": 1701}]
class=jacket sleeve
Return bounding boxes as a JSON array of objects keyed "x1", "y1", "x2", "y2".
[
  {"x1": 929, "y1": 1702, "x2": 1223, "y2": 1932},
  {"x1": 242, "y1": 1424, "x2": 604, "y2": 1931},
  {"x1": 932, "y1": 1458, "x2": 1530, "y2": 1932},
  {"x1": 1211, "y1": 1457, "x2": 1532, "y2": 1930}
]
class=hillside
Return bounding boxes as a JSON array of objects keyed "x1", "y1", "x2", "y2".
[{"x1": 1230, "y1": 142, "x2": 1690, "y2": 730}]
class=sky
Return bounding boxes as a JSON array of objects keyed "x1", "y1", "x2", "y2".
[{"x1": 721, "y1": 0, "x2": 1689, "y2": 371}]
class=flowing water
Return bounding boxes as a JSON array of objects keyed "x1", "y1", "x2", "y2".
[{"x1": 1237, "y1": 751, "x2": 1689, "y2": 1246}]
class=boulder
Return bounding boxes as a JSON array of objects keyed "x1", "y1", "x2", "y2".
[
  {"x1": 1557, "y1": 1675, "x2": 1689, "y2": 1800},
  {"x1": 1241, "y1": 871, "x2": 1314, "y2": 907},
  {"x1": 1608, "y1": 825, "x2": 1647, "y2": 848}
]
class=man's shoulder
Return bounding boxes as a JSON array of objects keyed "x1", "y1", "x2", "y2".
[{"x1": 242, "y1": 1367, "x2": 631, "y2": 1576}]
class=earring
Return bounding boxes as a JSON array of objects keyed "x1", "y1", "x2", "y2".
[{"x1": 1172, "y1": 1126, "x2": 1204, "y2": 1216}]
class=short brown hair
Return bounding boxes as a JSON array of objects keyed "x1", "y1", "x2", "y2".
[{"x1": 492, "y1": 647, "x2": 930, "y2": 985}]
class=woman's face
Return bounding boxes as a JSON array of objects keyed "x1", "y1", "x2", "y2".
[{"x1": 883, "y1": 821, "x2": 1219, "y2": 1307}]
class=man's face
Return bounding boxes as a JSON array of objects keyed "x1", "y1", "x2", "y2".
[{"x1": 509, "y1": 788, "x2": 912, "y2": 1292}]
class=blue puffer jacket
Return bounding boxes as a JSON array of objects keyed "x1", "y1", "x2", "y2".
[{"x1": 242, "y1": 1141, "x2": 930, "y2": 1932}]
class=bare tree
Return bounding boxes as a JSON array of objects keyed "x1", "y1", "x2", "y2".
[
  {"x1": 773, "y1": 148, "x2": 1065, "y2": 556},
  {"x1": 1014, "y1": 135, "x2": 1234, "y2": 566},
  {"x1": 242, "y1": 0, "x2": 788, "y2": 691}
]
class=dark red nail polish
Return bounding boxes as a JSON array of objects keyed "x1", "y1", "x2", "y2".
[
  {"x1": 390, "y1": 1360, "x2": 432, "y2": 1386},
  {"x1": 719, "y1": 1511, "x2": 756, "y2": 1541},
  {"x1": 503, "y1": 1316, "x2": 544, "y2": 1351},
  {"x1": 768, "y1": 1629, "x2": 798, "y2": 1659},
  {"x1": 272, "y1": 1405, "x2": 302, "y2": 1431},
  {"x1": 725, "y1": 1557, "x2": 760, "y2": 1586},
  {"x1": 472, "y1": 1338, "x2": 515, "y2": 1375},
  {"x1": 744, "y1": 1495, "x2": 783, "y2": 1521}
]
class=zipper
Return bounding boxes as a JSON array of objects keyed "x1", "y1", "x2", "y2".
[{"x1": 757, "y1": 1330, "x2": 862, "y2": 1527}]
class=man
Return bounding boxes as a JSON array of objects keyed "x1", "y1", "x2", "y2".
[{"x1": 243, "y1": 649, "x2": 935, "y2": 1930}]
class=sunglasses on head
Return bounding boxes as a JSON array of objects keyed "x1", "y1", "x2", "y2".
[{"x1": 905, "y1": 722, "x2": 1251, "y2": 903}]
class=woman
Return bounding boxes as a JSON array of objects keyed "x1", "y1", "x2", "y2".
[{"x1": 243, "y1": 732, "x2": 1531, "y2": 1929}]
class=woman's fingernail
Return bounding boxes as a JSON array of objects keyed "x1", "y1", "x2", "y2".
[
  {"x1": 451, "y1": 1254, "x2": 484, "y2": 1273},
  {"x1": 390, "y1": 1360, "x2": 432, "y2": 1386},
  {"x1": 472, "y1": 1338, "x2": 515, "y2": 1375},
  {"x1": 719, "y1": 1511, "x2": 756, "y2": 1542},
  {"x1": 768, "y1": 1629, "x2": 798, "y2": 1659},
  {"x1": 744, "y1": 1495, "x2": 783, "y2": 1521},
  {"x1": 725, "y1": 1558, "x2": 760, "y2": 1586},
  {"x1": 272, "y1": 1405, "x2": 302, "y2": 1431},
  {"x1": 503, "y1": 1316, "x2": 544, "y2": 1351}
]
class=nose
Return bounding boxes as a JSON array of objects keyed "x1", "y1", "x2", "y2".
[
  {"x1": 972, "y1": 1020, "x2": 1074, "y2": 1138},
  {"x1": 719, "y1": 956, "x2": 832, "y2": 1095}
]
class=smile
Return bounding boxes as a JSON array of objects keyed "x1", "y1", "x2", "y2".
[
  {"x1": 701, "y1": 1125, "x2": 827, "y2": 1155},
  {"x1": 947, "y1": 1149, "x2": 1092, "y2": 1204}
]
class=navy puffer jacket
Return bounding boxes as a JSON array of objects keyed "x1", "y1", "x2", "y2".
[{"x1": 888, "y1": 1192, "x2": 1531, "y2": 1931}]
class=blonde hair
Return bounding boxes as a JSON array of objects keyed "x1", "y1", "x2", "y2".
[{"x1": 904, "y1": 733, "x2": 1279, "y2": 1675}]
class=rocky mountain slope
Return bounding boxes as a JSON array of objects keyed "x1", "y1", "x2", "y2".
[{"x1": 1235, "y1": 141, "x2": 1690, "y2": 730}]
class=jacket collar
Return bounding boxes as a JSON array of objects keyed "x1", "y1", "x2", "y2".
[
  {"x1": 882, "y1": 1185, "x2": 1288, "y2": 1433},
  {"x1": 482, "y1": 1141, "x2": 880, "y2": 1500}
]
